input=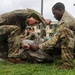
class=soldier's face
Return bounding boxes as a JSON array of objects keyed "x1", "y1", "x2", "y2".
[
  {"x1": 52, "y1": 8, "x2": 63, "y2": 21},
  {"x1": 27, "y1": 17, "x2": 39, "y2": 26}
]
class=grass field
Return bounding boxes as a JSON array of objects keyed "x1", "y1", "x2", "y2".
[{"x1": 0, "y1": 59, "x2": 75, "y2": 75}]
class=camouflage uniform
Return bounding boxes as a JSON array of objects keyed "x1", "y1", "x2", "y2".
[
  {"x1": 58, "y1": 11, "x2": 75, "y2": 57},
  {"x1": 23, "y1": 26, "x2": 39, "y2": 40},
  {"x1": 38, "y1": 11, "x2": 75, "y2": 67},
  {"x1": 0, "y1": 25, "x2": 20, "y2": 58},
  {"x1": 40, "y1": 28, "x2": 46, "y2": 38},
  {"x1": 25, "y1": 32, "x2": 39, "y2": 40},
  {"x1": 20, "y1": 23, "x2": 74, "y2": 64},
  {"x1": 20, "y1": 38, "x2": 53, "y2": 63},
  {"x1": 0, "y1": 9, "x2": 45, "y2": 58},
  {"x1": 19, "y1": 11, "x2": 75, "y2": 64}
]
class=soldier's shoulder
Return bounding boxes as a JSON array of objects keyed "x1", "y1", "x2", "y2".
[{"x1": 27, "y1": 8, "x2": 42, "y2": 16}]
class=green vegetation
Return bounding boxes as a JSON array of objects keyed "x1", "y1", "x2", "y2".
[{"x1": 0, "y1": 60, "x2": 75, "y2": 75}]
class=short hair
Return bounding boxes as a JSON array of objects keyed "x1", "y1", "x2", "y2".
[
  {"x1": 28, "y1": 13, "x2": 42, "y2": 22},
  {"x1": 52, "y1": 2, "x2": 65, "y2": 10}
]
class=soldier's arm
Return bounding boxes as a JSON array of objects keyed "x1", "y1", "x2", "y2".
[
  {"x1": 29, "y1": 30, "x2": 61, "y2": 51},
  {"x1": 11, "y1": 9, "x2": 29, "y2": 19},
  {"x1": 38, "y1": 25, "x2": 66, "y2": 50},
  {"x1": 25, "y1": 33, "x2": 33, "y2": 39},
  {"x1": 39, "y1": 31, "x2": 61, "y2": 50},
  {"x1": 29, "y1": 26, "x2": 62, "y2": 51},
  {"x1": 39, "y1": 24, "x2": 74, "y2": 51}
]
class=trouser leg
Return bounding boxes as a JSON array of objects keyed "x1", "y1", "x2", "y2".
[
  {"x1": 7, "y1": 26, "x2": 21, "y2": 57},
  {"x1": 61, "y1": 39, "x2": 74, "y2": 67},
  {"x1": 20, "y1": 49, "x2": 54, "y2": 63},
  {"x1": 0, "y1": 43, "x2": 8, "y2": 59},
  {"x1": 0, "y1": 25, "x2": 24, "y2": 63},
  {"x1": 0, "y1": 25, "x2": 13, "y2": 59}
]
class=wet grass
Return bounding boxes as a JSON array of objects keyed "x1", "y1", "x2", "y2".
[{"x1": 0, "y1": 60, "x2": 75, "y2": 75}]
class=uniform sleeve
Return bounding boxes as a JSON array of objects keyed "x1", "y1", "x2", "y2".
[
  {"x1": 39, "y1": 24, "x2": 74, "y2": 50},
  {"x1": 0, "y1": 18, "x2": 6, "y2": 25},
  {"x1": 25, "y1": 34, "x2": 31, "y2": 39},
  {"x1": 39, "y1": 32, "x2": 61, "y2": 50},
  {"x1": 11, "y1": 9, "x2": 29, "y2": 19},
  {"x1": 38, "y1": 25, "x2": 63, "y2": 50},
  {"x1": 25, "y1": 32, "x2": 34, "y2": 39}
]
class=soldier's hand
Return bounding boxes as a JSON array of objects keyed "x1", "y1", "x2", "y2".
[
  {"x1": 30, "y1": 44, "x2": 39, "y2": 51},
  {"x1": 20, "y1": 35, "x2": 25, "y2": 41},
  {"x1": 22, "y1": 44, "x2": 30, "y2": 50},
  {"x1": 45, "y1": 19, "x2": 51, "y2": 25}
]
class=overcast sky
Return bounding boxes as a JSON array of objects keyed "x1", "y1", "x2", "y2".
[{"x1": 0, "y1": 0, "x2": 75, "y2": 21}]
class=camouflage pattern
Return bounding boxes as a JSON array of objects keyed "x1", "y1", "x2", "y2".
[
  {"x1": 0, "y1": 9, "x2": 45, "y2": 28},
  {"x1": 39, "y1": 23, "x2": 74, "y2": 67},
  {"x1": 58, "y1": 11, "x2": 75, "y2": 57},
  {"x1": 0, "y1": 25, "x2": 20, "y2": 58},
  {"x1": 0, "y1": 9, "x2": 45, "y2": 58},
  {"x1": 18, "y1": 48, "x2": 53, "y2": 63},
  {"x1": 36, "y1": 11, "x2": 75, "y2": 65},
  {"x1": 25, "y1": 32, "x2": 39, "y2": 40},
  {"x1": 19, "y1": 11, "x2": 75, "y2": 64},
  {"x1": 12, "y1": 10, "x2": 75, "y2": 64},
  {"x1": 58, "y1": 11, "x2": 75, "y2": 32},
  {"x1": 20, "y1": 38, "x2": 53, "y2": 63},
  {"x1": 40, "y1": 28, "x2": 46, "y2": 38}
]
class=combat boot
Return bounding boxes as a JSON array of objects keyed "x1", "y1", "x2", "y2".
[
  {"x1": 8, "y1": 57, "x2": 25, "y2": 64},
  {"x1": 59, "y1": 64, "x2": 73, "y2": 69}
]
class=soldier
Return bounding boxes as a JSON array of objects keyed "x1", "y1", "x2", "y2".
[
  {"x1": 52, "y1": 2, "x2": 75, "y2": 69},
  {"x1": 52, "y1": 2, "x2": 75, "y2": 58},
  {"x1": 0, "y1": 8, "x2": 50, "y2": 62},
  {"x1": 23, "y1": 2, "x2": 75, "y2": 69}
]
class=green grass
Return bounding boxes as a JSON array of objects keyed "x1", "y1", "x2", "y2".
[{"x1": 0, "y1": 60, "x2": 75, "y2": 75}]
